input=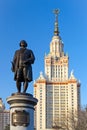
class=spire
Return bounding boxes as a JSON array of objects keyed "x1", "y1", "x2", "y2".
[{"x1": 53, "y1": 9, "x2": 60, "y2": 36}]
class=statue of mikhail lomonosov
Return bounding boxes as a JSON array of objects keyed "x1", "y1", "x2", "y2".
[{"x1": 11, "y1": 40, "x2": 35, "y2": 93}]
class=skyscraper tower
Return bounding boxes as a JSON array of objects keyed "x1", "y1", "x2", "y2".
[
  {"x1": 34, "y1": 9, "x2": 80, "y2": 130},
  {"x1": 0, "y1": 98, "x2": 10, "y2": 130}
]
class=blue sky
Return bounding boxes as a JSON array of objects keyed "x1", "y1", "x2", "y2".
[{"x1": 0, "y1": 0, "x2": 87, "y2": 109}]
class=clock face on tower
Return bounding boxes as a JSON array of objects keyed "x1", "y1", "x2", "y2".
[{"x1": 54, "y1": 56, "x2": 58, "y2": 61}]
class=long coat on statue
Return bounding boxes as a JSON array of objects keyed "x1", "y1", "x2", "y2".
[{"x1": 12, "y1": 47, "x2": 35, "y2": 82}]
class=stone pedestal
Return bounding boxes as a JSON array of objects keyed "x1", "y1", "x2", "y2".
[{"x1": 7, "y1": 93, "x2": 38, "y2": 130}]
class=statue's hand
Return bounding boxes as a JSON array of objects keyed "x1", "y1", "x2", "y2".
[
  {"x1": 23, "y1": 60, "x2": 27, "y2": 64},
  {"x1": 23, "y1": 59, "x2": 31, "y2": 64},
  {"x1": 11, "y1": 61, "x2": 15, "y2": 72}
]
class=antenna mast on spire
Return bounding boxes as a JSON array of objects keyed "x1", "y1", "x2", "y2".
[{"x1": 53, "y1": 9, "x2": 60, "y2": 36}]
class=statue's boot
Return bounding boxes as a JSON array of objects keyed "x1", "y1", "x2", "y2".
[
  {"x1": 16, "y1": 81, "x2": 21, "y2": 93},
  {"x1": 23, "y1": 81, "x2": 28, "y2": 93}
]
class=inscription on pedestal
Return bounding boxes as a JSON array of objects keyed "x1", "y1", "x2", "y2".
[{"x1": 12, "y1": 110, "x2": 30, "y2": 127}]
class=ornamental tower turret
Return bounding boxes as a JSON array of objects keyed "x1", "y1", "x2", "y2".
[{"x1": 45, "y1": 9, "x2": 68, "y2": 81}]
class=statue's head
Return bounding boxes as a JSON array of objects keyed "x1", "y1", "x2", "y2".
[{"x1": 19, "y1": 40, "x2": 27, "y2": 47}]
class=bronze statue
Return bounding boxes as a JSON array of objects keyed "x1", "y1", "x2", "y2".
[{"x1": 11, "y1": 40, "x2": 35, "y2": 93}]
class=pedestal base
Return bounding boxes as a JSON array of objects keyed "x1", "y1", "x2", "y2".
[{"x1": 7, "y1": 93, "x2": 38, "y2": 130}]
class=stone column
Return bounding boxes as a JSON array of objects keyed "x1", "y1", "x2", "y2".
[{"x1": 7, "y1": 93, "x2": 38, "y2": 130}]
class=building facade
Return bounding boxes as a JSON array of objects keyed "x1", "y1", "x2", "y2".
[
  {"x1": 0, "y1": 98, "x2": 10, "y2": 130},
  {"x1": 34, "y1": 10, "x2": 80, "y2": 130}
]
